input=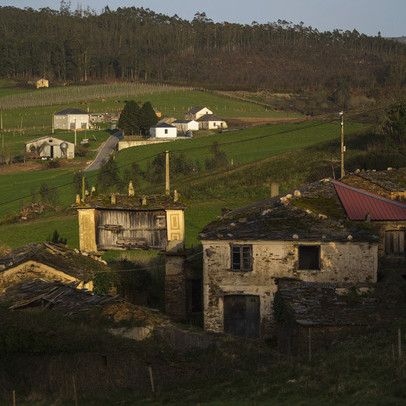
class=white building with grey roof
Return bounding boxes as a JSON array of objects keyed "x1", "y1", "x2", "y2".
[{"x1": 53, "y1": 108, "x2": 90, "y2": 130}]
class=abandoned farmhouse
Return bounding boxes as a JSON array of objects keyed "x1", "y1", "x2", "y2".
[{"x1": 199, "y1": 170, "x2": 406, "y2": 339}]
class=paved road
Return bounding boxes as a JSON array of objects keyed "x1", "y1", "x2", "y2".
[{"x1": 84, "y1": 130, "x2": 122, "y2": 172}]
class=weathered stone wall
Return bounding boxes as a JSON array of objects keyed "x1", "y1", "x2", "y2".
[
  {"x1": 78, "y1": 209, "x2": 98, "y2": 253},
  {"x1": 165, "y1": 255, "x2": 186, "y2": 320},
  {"x1": 202, "y1": 240, "x2": 378, "y2": 337}
]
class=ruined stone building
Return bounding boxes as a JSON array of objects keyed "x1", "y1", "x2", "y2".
[
  {"x1": 76, "y1": 193, "x2": 196, "y2": 319},
  {"x1": 0, "y1": 242, "x2": 108, "y2": 293},
  {"x1": 199, "y1": 179, "x2": 379, "y2": 339}
]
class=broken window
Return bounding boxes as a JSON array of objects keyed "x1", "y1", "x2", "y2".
[
  {"x1": 385, "y1": 230, "x2": 405, "y2": 256},
  {"x1": 298, "y1": 245, "x2": 320, "y2": 270},
  {"x1": 231, "y1": 244, "x2": 252, "y2": 271}
]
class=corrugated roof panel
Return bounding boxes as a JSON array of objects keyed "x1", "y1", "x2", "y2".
[{"x1": 332, "y1": 180, "x2": 406, "y2": 221}]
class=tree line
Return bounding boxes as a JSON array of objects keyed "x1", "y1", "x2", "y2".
[{"x1": 0, "y1": 5, "x2": 405, "y2": 96}]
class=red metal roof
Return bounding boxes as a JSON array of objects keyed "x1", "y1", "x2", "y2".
[{"x1": 331, "y1": 180, "x2": 406, "y2": 221}]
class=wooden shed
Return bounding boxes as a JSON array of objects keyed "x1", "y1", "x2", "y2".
[{"x1": 77, "y1": 195, "x2": 186, "y2": 253}]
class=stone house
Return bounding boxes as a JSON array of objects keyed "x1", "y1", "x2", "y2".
[
  {"x1": 0, "y1": 242, "x2": 109, "y2": 293},
  {"x1": 196, "y1": 114, "x2": 228, "y2": 130},
  {"x1": 172, "y1": 120, "x2": 199, "y2": 134},
  {"x1": 185, "y1": 107, "x2": 213, "y2": 121},
  {"x1": 53, "y1": 108, "x2": 90, "y2": 130},
  {"x1": 199, "y1": 179, "x2": 379, "y2": 339},
  {"x1": 150, "y1": 123, "x2": 177, "y2": 138},
  {"x1": 25, "y1": 136, "x2": 75, "y2": 159}
]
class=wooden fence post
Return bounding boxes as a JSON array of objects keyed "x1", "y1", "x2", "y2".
[
  {"x1": 72, "y1": 375, "x2": 78, "y2": 406},
  {"x1": 148, "y1": 366, "x2": 155, "y2": 393}
]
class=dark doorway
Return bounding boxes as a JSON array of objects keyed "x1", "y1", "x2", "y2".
[
  {"x1": 50, "y1": 145, "x2": 54, "y2": 158},
  {"x1": 224, "y1": 295, "x2": 260, "y2": 338}
]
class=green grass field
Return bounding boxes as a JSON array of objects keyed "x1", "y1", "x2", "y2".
[
  {"x1": 115, "y1": 121, "x2": 364, "y2": 171},
  {"x1": 0, "y1": 89, "x2": 302, "y2": 131},
  {"x1": 0, "y1": 80, "x2": 36, "y2": 98},
  {"x1": 0, "y1": 129, "x2": 112, "y2": 158}
]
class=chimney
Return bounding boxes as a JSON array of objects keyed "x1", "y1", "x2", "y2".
[
  {"x1": 110, "y1": 194, "x2": 116, "y2": 204},
  {"x1": 142, "y1": 196, "x2": 147, "y2": 206},
  {"x1": 128, "y1": 181, "x2": 135, "y2": 196},
  {"x1": 271, "y1": 182, "x2": 279, "y2": 198}
]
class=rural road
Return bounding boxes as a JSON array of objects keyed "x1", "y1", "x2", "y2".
[{"x1": 84, "y1": 130, "x2": 122, "y2": 172}]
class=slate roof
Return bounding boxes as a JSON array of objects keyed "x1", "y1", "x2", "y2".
[
  {"x1": 54, "y1": 108, "x2": 88, "y2": 115},
  {"x1": 332, "y1": 180, "x2": 406, "y2": 221},
  {"x1": 199, "y1": 180, "x2": 378, "y2": 243},
  {"x1": 151, "y1": 122, "x2": 176, "y2": 128},
  {"x1": 196, "y1": 114, "x2": 225, "y2": 122},
  {"x1": 343, "y1": 168, "x2": 406, "y2": 192},
  {"x1": 276, "y1": 278, "x2": 378, "y2": 326},
  {"x1": 2, "y1": 279, "x2": 118, "y2": 314},
  {"x1": 173, "y1": 120, "x2": 195, "y2": 124},
  {"x1": 0, "y1": 242, "x2": 108, "y2": 281},
  {"x1": 77, "y1": 194, "x2": 186, "y2": 211},
  {"x1": 185, "y1": 107, "x2": 206, "y2": 114}
]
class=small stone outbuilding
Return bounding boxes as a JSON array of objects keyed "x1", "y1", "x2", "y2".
[
  {"x1": 185, "y1": 107, "x2": 213, "y2": 121},
  {"x1": 0, "y1": 242, "x2": 109, "y2": 293}
]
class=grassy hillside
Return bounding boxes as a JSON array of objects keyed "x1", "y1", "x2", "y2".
[
  {"x1": 115, "y1": 121, "x2": 364, "y2": 170},
  {"x1": 0, "y1": 89, "x2": 302, "y2": 131}
]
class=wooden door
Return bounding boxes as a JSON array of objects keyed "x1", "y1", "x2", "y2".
[{"x1": 224, "y1": 295, "x2": 260, "y2": 338}]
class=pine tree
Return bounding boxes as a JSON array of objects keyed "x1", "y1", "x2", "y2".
[
  {"x1": 118, "y1": 100, "x2": 141, "y2": 135},
  {"x1": 139, "y1": 101, "x2": 159, "y2": 136}
]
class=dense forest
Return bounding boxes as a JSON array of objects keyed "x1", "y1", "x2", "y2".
[{"x1": 1, "y1": 4, "x2": 406, "y2": 96}]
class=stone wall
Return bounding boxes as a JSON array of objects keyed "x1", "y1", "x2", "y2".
[{"x1": 202, "y1": 240, "x2": 378, "y2": 337}]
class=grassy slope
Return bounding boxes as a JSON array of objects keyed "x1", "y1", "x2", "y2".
[
  {"x1": 0, "y1": 90, "x2": 302, "y2": 130},
  {"x1": 115, "y1": 121, "x2": 364, "y2": 170}
]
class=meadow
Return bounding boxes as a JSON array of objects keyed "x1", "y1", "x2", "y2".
[
  {"x1": 0, "y1": 89, "x2": 302, "y2": 131},
  {"x1": 115, "y1": 120, "x2": 364, "y2": 171}
]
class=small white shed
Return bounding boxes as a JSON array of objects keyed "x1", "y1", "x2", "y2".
[
  {"x1": 150, "y1": 123, "x2": 177, "y2": 138},
  {"x1": 25, "y1": 136, "x2": 75, "y2": 159},
  {"x1": 172, "y1": 120, "x2": 199, "y2": 134}
]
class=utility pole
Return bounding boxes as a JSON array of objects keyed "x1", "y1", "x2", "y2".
[
  {"x1": 165, "y1": 150, "x2": 170, "y2": 195},
  {"x1": 340, "y1": 111, "x2": 345, "y2": 178}
]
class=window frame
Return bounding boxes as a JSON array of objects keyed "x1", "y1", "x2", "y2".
[
  {"x1": 230, "y1": 244, "x2": 253, "y2": 272},
  {"x1": 298, "y1": 245, "x2": 321, "y2": 270}
]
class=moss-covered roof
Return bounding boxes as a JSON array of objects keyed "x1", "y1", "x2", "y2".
[
  {"x1": 0, "y1": 242, "x2": 109, "y2": 281},
  {"x1": 76, "y1": 194, "x2": 186, "y2": 211},
  {"x1": 343, "y1": 168, "x2": 406, "y2": 192},
  {"x1": 199, "y1": 180, "x2": 378, "y2": 243}
]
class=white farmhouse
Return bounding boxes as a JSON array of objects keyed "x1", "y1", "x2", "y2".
[
  {"x1": 185, "y1": 107, "x2": 213, "y2": 121},
  {"x1": 150, "y1": 123, "x2": 177, "y2": 138},
  {"x1": 172, "y1": 120, "x2": 199, "y2": 134},
  {"x1": 196, "y1": 114, "x2": 228, "y2": 130},
  {"x1": 25, "y1": 136, "x2": 75, "y2": 159},
  {"x1": 53, "y1": 108, "x2": 90, "y2": 130}
]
